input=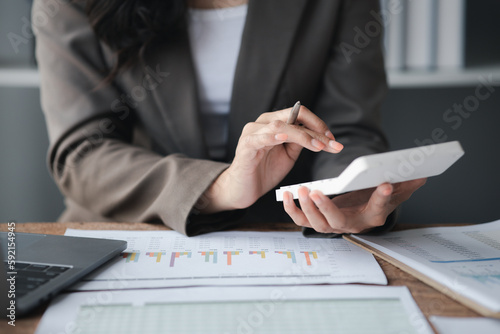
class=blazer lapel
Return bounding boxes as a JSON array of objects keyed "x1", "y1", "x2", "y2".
[
  {"x1": 144, "y1": 1, "x2": 308, "y2": 160},
  {"x1": 145, "y1": 22, "x2": 207, "y2": 159},
  {"x1": 227, "y1": 0, "x2": 308, "y2": 159}
]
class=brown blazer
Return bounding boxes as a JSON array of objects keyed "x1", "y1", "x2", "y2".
[{"x1": 33, "y1": 0, "x2": 389, "y2": 235}]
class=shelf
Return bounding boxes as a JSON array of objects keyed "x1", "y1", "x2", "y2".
[
  {"x1": 1, "y1": 65, "x2": 500, "y2": 89},
  {"x1": 387, "y1": 65, "x2": 500, "y2": 88},
  {"x1": 0, "y1": 67, "x2": 40, "y2": 88}
]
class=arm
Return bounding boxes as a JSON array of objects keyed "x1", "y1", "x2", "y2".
[{"x1": 34, "y1": 0, "x2": 233, "y2": 235}]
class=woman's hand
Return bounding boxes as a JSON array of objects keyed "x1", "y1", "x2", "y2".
[
  {"x1": 200, "y1": 105, "x2": 344, "y2": 213},
  {"x1": 283, "y1": 178, "x2": 427, "y2": 234}
]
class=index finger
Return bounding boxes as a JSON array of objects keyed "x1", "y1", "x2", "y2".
[{"x1": 257, "y1": 105, "x2": 335, "y2": 140}]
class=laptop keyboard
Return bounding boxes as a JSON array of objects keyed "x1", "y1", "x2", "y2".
[{"x1": 3, "y1": 261, "x2": 71, "y2": 298}]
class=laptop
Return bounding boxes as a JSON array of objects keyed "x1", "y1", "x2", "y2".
[{"x1": 1, "y1": 231, "x2": 127, "y2": 317}]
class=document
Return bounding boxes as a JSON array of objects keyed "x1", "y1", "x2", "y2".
[
  {"x1": 430, "y1": 316, "x2": 500, "y2": 334},
  {"x1": 36, "y1": 285, "x2": 433, "y2": 334},
  {"x1": 347, "y1": 220, "x2": 500, "y2": 317},
  {"x1": 65, "y1": 229, "x2": 387, "y2": 290}
]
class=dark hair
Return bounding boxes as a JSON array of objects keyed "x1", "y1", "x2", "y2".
[{"x1": 80, "y1": 0, "x2": 186, "y2": 83}]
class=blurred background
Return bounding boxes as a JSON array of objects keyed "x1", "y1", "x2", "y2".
[{"x1": 0, "y1": 0, "x2": 499, "y2": 224}]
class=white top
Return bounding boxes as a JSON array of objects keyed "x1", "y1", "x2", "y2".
[{"x1": 187, "y1": 4, "x2": 248, "y2": 160}]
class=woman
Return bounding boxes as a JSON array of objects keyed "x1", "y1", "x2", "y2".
[{"x1": 33, "y1": 0, "x2": 425, "y2": 236}]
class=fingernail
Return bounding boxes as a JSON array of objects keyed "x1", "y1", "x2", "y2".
[
  {"x1": 283, "y1": 192, "x2": 292, "y2": 204},
  {"x1": 310, "y1": 192, "x2": 323, "y2": 204},
  {"x1": 379, "y1": 184, "x2": 392, "y2": 196},
  {"x1": 329, "y1": 140, "x2": 344, "y2": 152},
  {"x1": 312, "y1": 139, "x2": 325, "y2": 150},
  {"x1": 298, "y1": 188, "x2": 309, "y2": 201},
  {"x1": 325, "y1": 131, "x2": 335, "y2": 140},
  {"x1": 275, "y1": 133, "x2": 287, "y2": 141}
]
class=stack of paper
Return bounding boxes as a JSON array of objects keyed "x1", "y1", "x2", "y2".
[
  {"x1": 33, "y1": 229, "x2": 435, "y2": 333},
  {"x1": 347, "y1": 220, "x2": 500, "y2": 317}
]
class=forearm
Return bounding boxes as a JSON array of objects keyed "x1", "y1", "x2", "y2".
[{"x1": 51, "y1": 119, "x2": 229, "y2": 234}]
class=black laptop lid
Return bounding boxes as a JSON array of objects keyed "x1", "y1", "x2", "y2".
[{"x1": 0, "y1": 232, "x2": 126, "y2": 316}]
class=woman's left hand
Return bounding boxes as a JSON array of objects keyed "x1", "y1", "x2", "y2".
[{"x1": 283, "y1": 178, "x2": 427, "y2": 234}]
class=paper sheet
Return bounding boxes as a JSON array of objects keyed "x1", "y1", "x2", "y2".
[
  {"x1": 350, "y1": 220, "x2": 500, "y2": 313},
  {"x1": 430, "y1": 316, "x2": 500, "y2": 334},
  {"x1": 64, "y1": 229, "x2": 386, "y2": 290},
  {"x1": 36, "y1": 285, "x2": 433, "y2": 334}
]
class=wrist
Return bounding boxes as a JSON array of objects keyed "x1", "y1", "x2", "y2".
[{"x1": 196, "y1": 169, "x2": 235, "y2": 214}]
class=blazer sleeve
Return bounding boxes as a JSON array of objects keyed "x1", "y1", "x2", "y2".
[
  {"x1": 304, "y1": 0, "x2": 394, "y2": 237},
  {"x1": 33, "y1": 0, "x2": 234, "y2": 235}
]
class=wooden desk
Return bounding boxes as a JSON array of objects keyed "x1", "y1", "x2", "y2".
[{"x1": 0, "y1": 222, "x2": 480, "y2": 334}]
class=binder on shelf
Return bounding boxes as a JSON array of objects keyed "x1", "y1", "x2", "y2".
[
  {"x1": 405, "y1": 0, "x2": 437, "y2": 70},
  {"x1": 379, "y1": 0, "x2": 389, "y2": 52},
  {"x1": 382, "y1": 0, "x2": 407, "y2": 70},
  {"x1": 436, "y1": 0, "x2": 466, "y2": 69}
]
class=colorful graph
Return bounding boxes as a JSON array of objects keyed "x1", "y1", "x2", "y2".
[
  {"x1": 249, "y1": 251, "x2": 266, "y2": 259},
  {"x1": 122, "y1": 252, "x2": 140, "y2": 263},
  {"x1": 146, "y1": 252, "x2": 166, "y2": 263},
  {"x1": 300, "y1": 251, "x2": 319, "y2": 266},
  {"x1": 169, "y1": 252, "x2": 192, "y2": 267},
  {"x1": 199, "y1": 251, "x2": 218, "y2": 264},
  {"x1": 275, "y1": 251, "x2": 296, "y2": 264},
  {"x1": 223, "y1": 251, "x2": 240, "y2": 265}
]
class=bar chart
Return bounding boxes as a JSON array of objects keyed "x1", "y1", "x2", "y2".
[
  {"x1": 249, "y1": 251, "x2": 267, "y2": 258},
  {"x1": 275, "y1": 251, "x2": 297, "y2": 264},
  {"x1": 301, "y1": 251, "x2": 319, "y2": 266},
  {"x1": 146, "y1": 252, "x2": 165, "y2": 263},
  {"x1": 170, "y1": 252, "x2": 192, "y2": 267},
  {"x1": 66, "y1": 229, "x2": 387, "y2": 289},
  {"x1": 223, "y1": 251, "x2": 240, "y2": 265},
  {"x1": 122, "y1": 252, "x2": 140, "y2": 263},
  {"x1": 199, "y1": 251, "x2": 218, "y2": 264}
]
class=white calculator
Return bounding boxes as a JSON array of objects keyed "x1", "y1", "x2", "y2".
[{"x1": 276, "y1": 141, "x2": 464, "y2": 201}]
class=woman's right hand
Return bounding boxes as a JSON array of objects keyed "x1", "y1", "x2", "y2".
[{"x1": 198, "y1": 105, "x2": 344, "y2": 214}]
